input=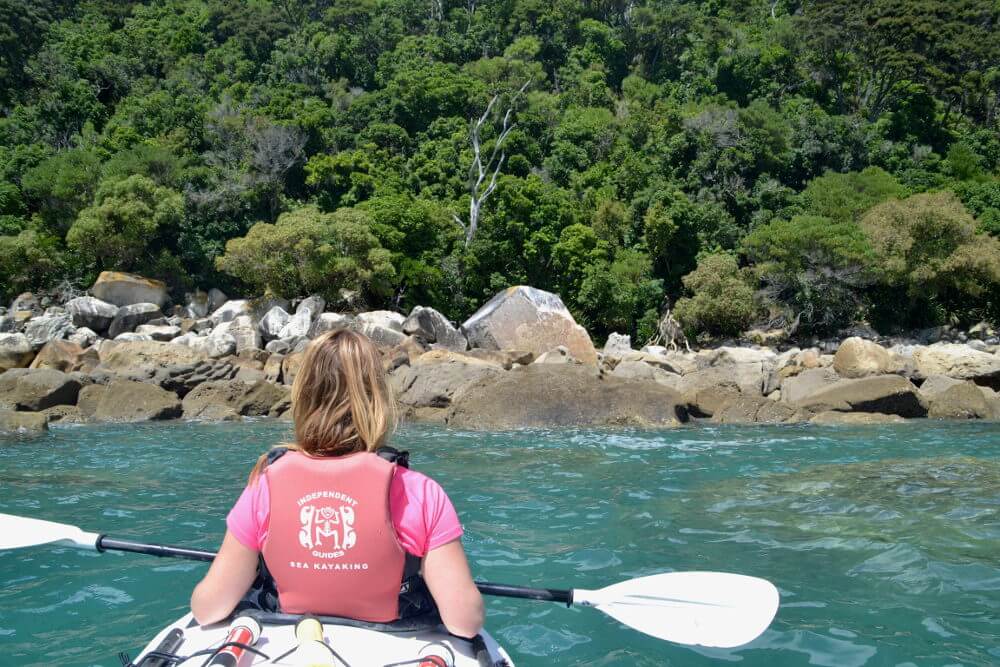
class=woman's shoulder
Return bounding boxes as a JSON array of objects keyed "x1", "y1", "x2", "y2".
[{"x1": 392, "y1": 465, "x2": 449, "y2": 499}]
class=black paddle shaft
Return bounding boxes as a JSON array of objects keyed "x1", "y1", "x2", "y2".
[{"x1": 94, "y1": 536, "x2": 574, "y2": 604}]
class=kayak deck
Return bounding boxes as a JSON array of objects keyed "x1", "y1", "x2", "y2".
[{"x1": 135, "y1": 613, "x2": 514, "y2": 666}]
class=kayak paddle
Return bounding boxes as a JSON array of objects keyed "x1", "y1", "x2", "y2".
[{"x1": 0, "y1": 512, "x2": 779, "y2": 648}]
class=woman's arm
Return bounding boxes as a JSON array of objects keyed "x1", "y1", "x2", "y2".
[
  {"x1": 190, "y1": 531, "x2": 259, "y2": 625},
  {"x1": 422, "y1": 538, "x2": 485, "y2": 638}
]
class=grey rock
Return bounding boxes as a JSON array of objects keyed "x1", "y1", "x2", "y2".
[
  {"x1": 309, "y1": 313, "x2": 353, "y2": 338},
  {"x1": 207, "y1": 288, "x2": 228, "y2": 313},
  {"x1": 68, "y1": 327, "x2": 98, "y2": 348},
  {"x1": 357, "y1": 323, "x2": 406, "y2": 349},
  {"x1": 296, "y1": 295, "x2": 325, "y2": 319},
  {"x1": 66, "y1": 296, "x2": 119, "y2": 333},
  {"x1": 108, "y1": 303, "x2": 162, "y2": 338},
  {"x1": 0, "y1": 368, "x2": 81, "y2": 411},
  {"x1": 191, "y1": 333, "x2": 237, "y2": 358},
  {"x1": 191, "y1": 318, "x2": 213, "y2": 333},
  {"x1": 24, "y1": 313, "x2": 74, "y2": 350},
  {"x1": 0, "y1": 315, "x2": 13, "y2": 332},
  {"x1": 229, "y1": 315, "x2": 262, "y2": 352},
  {"x1": 114, "y1": 333, "x2": 153, "y2": 342},
  {"x1": 259, "y1": 306, "x2": 291, "y2": 340},
  {"x1": 357, "y1": 310, "x2": 405, "y2": 332},
  {"x1": 781, "y1": 368, "x2": 841, "y2": 404},
  {"x1": 603, "y1": 332, "x2": 633, "y2": 357},
  {"x1": 0, "y1": 333, "x2": 35, "y2": 371},
  {"x1": 11, "y1": 292, "x2": 42, "y2": 316},
  {"x1": 402, "y1": 306, "x2": 467, "y2": 351},
  {"x1": 278, "y1": 310, "x2": 311, "y2": 339},
  {"x1": 184, "y1": 290, "x2": 210, "y2": 318},
  {"x1": 134, "y1": 324, "x2": 181, "y2": 341},
  {"x1": 209, "y1": 299, "x2": 250, "y2": 326}
]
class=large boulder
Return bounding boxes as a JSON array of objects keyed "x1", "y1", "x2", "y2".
[
  {"x1": 67, "y1": 327, "x2": 98, "y2": 348},
  {"x1": 391, "y1": 351, "x2": 503, "y2": 414},
  {"x1": 91, "y1": 271, "x2": 168, "y2": 308},
  {"x1": 357, "y1": 310, "x2": 405, "y2": 332},
  {"x1": 0, "y1": 409, "x2": 48, "y2": 434},
  {"x1": 461, "y1": 286, "x2": 598, "y2": 365},
  {"x1": 182, "y1": 380, "x2": 289, "y2": 419},
  {"x1": 833, "y1": 337, "x2": 896, "y2": 378},
  {"x1": 66, "y1": 296, "x2": 119, "y2": 333},
  {"x1": 0, "y1": 368, "x2": 81, "y2": 411},
  {"x1": 913, "y1": 344, "x2": 1000, "y2": 388},
  {"x1": 94, "y1": 340, "x2": 235, "y2": 396},
  {"x1": 447, "y1": 364, "x2": 687, "y2": 428},
  {"x1": 924, "y1": 381, "x2": 991, "y2": 419},
  {"x1": 691, "y1": 347, "x2": 777, "y2": 395},
  {"x1": 29, "y1": 340, "x2": 99, "y2": 373},
  {"x1": 793, "y1": 375, "x2": 927, "y2": 417},
  {"x1": 86, "y1": 379, "x2": 181, "y2": 422},
  {"x1": 23, "y1": 313, "x2": 74, "y2": 350},
  {"x1": 781, "y1": 367, "x2": 841, "y2": 404},
  {"x1": 108, "y1": 303, "x2": 162, "y2": 338},
  {"x1": 0, "y1": 333, "x2": 36, "y2": 371},
  {"x1": 402, "y1": 306, "x2": 468, "y2": 351}
]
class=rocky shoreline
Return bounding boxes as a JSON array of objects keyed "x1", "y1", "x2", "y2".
[{"x1": 2, "y1": 272, "x2": 999, "y2": 435}]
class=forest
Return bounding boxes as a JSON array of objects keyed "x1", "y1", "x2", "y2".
[{"x1": 1, "y1": 0, "x2": 999, "y2": 342}]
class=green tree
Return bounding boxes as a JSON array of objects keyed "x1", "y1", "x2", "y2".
[
  {"x1": 0, "y1": 229, "x2": 63, "y2": 301},
  {"x1": 799, "y1": 167, "x2": 905, "y2": 224},
  {"x1": 673, "y1": 253, "x2": 756, "y2": 337},
  {"x1": 216, "y1": 205, "x2": 395, "y2": 304},
  {"x1": 743, "y1": 215, "x2": 875, "y2": 332},
  {"x1": 861, "y1": 192, "x2": 1000, "y2": 323},
  {"x1": 66, "y1": 175, "x2": 184, "y2": 275},
  {"x1": 21, "y1": 149, "x2": 102, "y2": 233}
]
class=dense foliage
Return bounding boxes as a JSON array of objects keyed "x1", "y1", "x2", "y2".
[{"x1": 2, "y1": 0, "x2": 999, "y2": 340}]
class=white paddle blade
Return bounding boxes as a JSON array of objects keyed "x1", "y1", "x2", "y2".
[
  {"x1": 0, "y1": 513, "x2": 100, "y2": 551},
  {"x1": 574, "y1": 571, "x2": 779, "y2": 648}
]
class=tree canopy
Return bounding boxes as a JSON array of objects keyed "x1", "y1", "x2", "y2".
[{"x1": 2, "y1": 0, "x2": 999, "y2": 336}]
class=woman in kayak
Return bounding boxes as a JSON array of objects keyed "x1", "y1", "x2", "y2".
[{"x1": 190, "y1": 329, "x2": 485, "y2": 638}]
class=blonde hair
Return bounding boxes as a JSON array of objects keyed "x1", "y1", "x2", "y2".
[{"x1": 250, "y1": 328, "x2": 396, "y2": 481}]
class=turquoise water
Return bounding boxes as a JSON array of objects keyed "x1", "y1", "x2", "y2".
[{"x1": 2, "y1": 421, "x2": 999, "y2": 666}]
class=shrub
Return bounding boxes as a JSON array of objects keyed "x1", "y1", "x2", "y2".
[
  {"x1": 861, "y1": 192, "x2": 1000, "y2": 322},
  {"x1": 66, "y1": 175, "x2": 184, "y2": 275},
  {"x1": 673, "y1": 253, "x2": 756, "y2": 337},
  {"x1": 799, "y1": 167, "x2": 905, "y2": 223},
  {"x1": 742, "y1": 215, "x2": 874, "y2": 332},
  {"x1": 0, "y1": 230, "x2": 64, "y2": 301},
  {"x1": 216, "y1": 205, "x2": 395, "y2": 304}
]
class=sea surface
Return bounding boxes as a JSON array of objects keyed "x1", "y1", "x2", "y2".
[{"x1": 1, "y1": 421, "x2": 999, "y2": 666}]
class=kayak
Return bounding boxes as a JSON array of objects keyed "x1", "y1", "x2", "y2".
[{"x1": 131, "y1": 612, "x2": 515, "y2": 666}]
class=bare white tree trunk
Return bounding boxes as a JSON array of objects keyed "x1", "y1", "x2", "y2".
[{"x1": 453, "y1": 80, "x2": 530, "y2": 247}]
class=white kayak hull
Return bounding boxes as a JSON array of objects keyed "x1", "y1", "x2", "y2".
[{"x1": 136, "y1": 613, "x2": 514, "y2": 666}]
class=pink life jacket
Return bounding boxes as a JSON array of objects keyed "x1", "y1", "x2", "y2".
[{"x1": 261, "y1": 450, "x2": 406, "y2": 622}]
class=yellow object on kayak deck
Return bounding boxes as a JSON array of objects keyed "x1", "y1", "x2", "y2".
[{"x1": 294, "y1": 617, "x2": 336, "y2": 667}]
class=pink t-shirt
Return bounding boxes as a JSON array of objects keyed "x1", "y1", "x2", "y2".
[{"x1": 226, "y1": 463, "x2": 464, "y2": 557}]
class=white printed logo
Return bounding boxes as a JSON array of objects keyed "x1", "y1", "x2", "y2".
[{"x1": 296, "y1": 491, "x2": 359, "y2": 559}]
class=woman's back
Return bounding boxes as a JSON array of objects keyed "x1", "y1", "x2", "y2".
[{"x1": 190, "y1": 329, "x2": 484, "y2": 637}]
